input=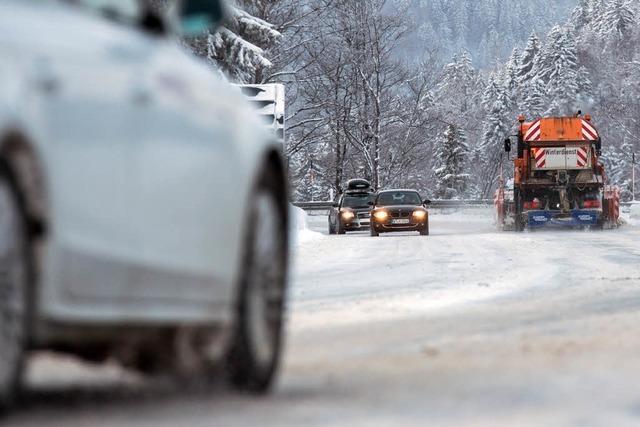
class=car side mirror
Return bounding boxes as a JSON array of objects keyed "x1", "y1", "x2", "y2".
[
  {"x1": 504, "y1": 138, "x2": 512, "y2": 153},
  {"x1": 178, "y1": 0, "x2": 227, "y2": 37},
  {"x1": 423, "y1": 199, "x2": 432, "y2": 206}
]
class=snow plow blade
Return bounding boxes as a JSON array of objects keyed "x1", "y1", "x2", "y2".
[{"x1": 526, "y1": 210, "x2": 600, "y2": 228}]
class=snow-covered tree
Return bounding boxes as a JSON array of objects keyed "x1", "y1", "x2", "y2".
[
  {"x1": 476, "y1": 72, "x2": 512, "y2": 198},
  {"x1": 537, "y1": 26, "x2": 591, "y2": 115},
  {"x1": 570, "y1": 0, "x2": 592, "y2": 33},
  {"x1": 435, "y1": 51, "x2": 479, "y2": 116},
  {"x1": 523, "y1": 77, "x2": 547, "y2": 119},
  {"x1": 433, "y1": 124, "x2": 470, "y2": 199},
  {"x1": 517, "y1": 32, "x2": 541, "y2": 85},
  {"x1": 606, "y1": 137, "x2": 635, "y2": 200},
  {"x1": 598, "y1": 0, "x2": 636, "y2": 53},
  {"x1": 206, "y1": 5, "x2": 281, "y2": 83},
  {"x1": 502, "y1": 48, "x2": 520, "y2": 112}
]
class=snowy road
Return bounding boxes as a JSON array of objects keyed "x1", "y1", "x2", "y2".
[{"x1": 6, "y1": 208, "x2": 640, "y2": 427}]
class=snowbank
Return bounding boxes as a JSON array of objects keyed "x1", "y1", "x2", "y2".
[
  {"x1": 627, "y1": 202, "x2": 640, "y2": 226},
  {"x1": 290, "y1": 205, "x2": 323, "y2": 244}
]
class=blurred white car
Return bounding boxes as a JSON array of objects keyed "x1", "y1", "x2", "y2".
[{"x1": 0, "y1": 0, "x2": 289, "y2": 407}]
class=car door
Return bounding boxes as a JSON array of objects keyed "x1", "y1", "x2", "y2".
[
  {"x1": 32, "y1": 7, "x2": 147, "y2": 301},
  {"x1": 124, "y1": 39, "x2": 242, "y2": 305}
]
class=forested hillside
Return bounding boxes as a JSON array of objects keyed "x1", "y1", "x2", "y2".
[
  {"x1": 401, "y1": 0, "x2": 575, "y2": 67},
  {"x1": 189, "y1": 0, "x2": 639, "y2": 202}
]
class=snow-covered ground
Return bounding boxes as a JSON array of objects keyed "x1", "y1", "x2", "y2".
[{"x1": 6, "y1": 208, "x2": 640, "y2": 427}]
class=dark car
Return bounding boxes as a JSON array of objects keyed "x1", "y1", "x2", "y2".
[
  {"x1": 328, "y1": 179, "x2": 375, "y2": 234},
  {"x1": 369, "y1": 190, "x2": 431, "y2": 236}
]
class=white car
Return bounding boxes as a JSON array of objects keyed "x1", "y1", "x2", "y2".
[{"x1": 0, "y1": 0, "x2": 289, "y2": 408}]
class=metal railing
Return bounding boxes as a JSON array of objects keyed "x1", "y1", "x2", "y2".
[
  {"x1": 295, "y1": 200, "x2": 638, "y2": 212},
  {"x1": 294, "y1": 199, "x2": 494, "y2": 211}
]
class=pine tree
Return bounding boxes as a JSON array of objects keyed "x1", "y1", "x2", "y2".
[
  {"x1": 606, "y1": 138, "x2": 635, "y2": 201},
  {"x1": 433, "y1": 124, "x2": 470, "y2": 199},
  {"x1": 599, "y1": 0, "x2": 635, "y2": 51},
  {"x1": 476, "y1": 72, "x2": 512, "y2": 198},
  {"x1": 435, "y1": 51, "x2": 479, "y2": 115},
  {"x1": 517, "y1": 32, "x2": 540, "y2": 85},
  {"x1": 502, "y1": 48, "x2": 520, "y2": 113},
  {"x1": 207, "y1": 6, "x2": 282, "y2": 83},
  {"x1": 524, "y1": 77, "x2": 547, "y2": 118},
  {"x1": 537, "y1": 26, "x2": 591, "y2": 115},
  {"x1": 570, "y1": 0, "x2": 592, "y2": 33}
]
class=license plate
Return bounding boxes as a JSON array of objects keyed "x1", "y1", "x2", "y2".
[{"x1": 391, "y1": 219, "x2": 410, "y2": 225}]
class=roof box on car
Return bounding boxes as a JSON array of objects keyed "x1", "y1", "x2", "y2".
[{"x1": 346, "y1": 178, "x2": 372, "y2": 192}]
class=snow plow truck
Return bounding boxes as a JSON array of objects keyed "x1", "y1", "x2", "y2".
[{"x1": 495, "y1": 114, "x2": 620, "y2": 231}]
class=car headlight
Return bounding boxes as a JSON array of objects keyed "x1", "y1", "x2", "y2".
[
  {"x1": 341, "y1": 209, "x2": 355, "y2": 220},
  {"x1": 373, "y1": 211, "x2": 388, "y2": 221},
  {"x1": 413, "y1": 210, "x2": 427, "y2": 219}
]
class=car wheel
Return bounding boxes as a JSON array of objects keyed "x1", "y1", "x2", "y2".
[
  {"x1": 225, "y1": 164, "x2": 288, "y2": 393},
  {"x1": 370, "y1": 225, "x2": 379, "y2": 237},
  {"x1": 420, "y1": 221, "x2": 429, "y2": 236},
  {"x1": 0, "y1": 163, "x2": 29, "y2": 412},
  {"x1": 337, "y1": 221, "x2": 346, "y2": 235}
]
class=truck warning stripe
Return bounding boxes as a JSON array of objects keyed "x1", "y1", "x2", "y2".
[
  {"x1": 525, "y1": 120, "x2": 541, "y2": 141},
  {"x1": 576, "y1": 147, "x2": 588, "y2": 167},
  {"x1": 581, "y1": 120, "x2": 598, "y2": 140},
  {"x1": 534, "y1": 148, "x2": 546, "y2": 168}
]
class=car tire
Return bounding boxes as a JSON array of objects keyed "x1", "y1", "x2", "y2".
[
  {"x1": 420, "y1": 222, "x2": 429, "y2": 236},
  {"x1": 225, "y1": 164, "x2": 288, "y2": 394},
  {"x1": 337, "y1": 222, "x2": 346, "y2": 235},
  {"x1": 0, "y1": 161, "x2": 29, "y2": 413},
  {"x1": 370, "y1": 225, "x2": 379, "y2": 237}
]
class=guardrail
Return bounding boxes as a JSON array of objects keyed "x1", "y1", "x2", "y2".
[
  {"x1": 295, "y1": 200, "x2": 638, "y2": 212},
  {"x1": 294, "y1": 199, "x2": 494, "y2": 211}
]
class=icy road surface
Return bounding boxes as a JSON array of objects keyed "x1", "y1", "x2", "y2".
[{"x1": 6, "y1": 208, "x2": 640, "y2": 427}]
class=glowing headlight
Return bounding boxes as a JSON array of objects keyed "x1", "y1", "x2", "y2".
[
  {"x1": 413, "y1": 210, "x2": 427, "y2": 219},
  {"x1": 341, "y1": 210, "x2": 355, "y2": 220},
  {"x1": 373, "y1": 211, "x2": 388, "y2": 221}
]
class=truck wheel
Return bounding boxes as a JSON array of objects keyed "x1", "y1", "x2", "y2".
[
  {"x1": 370, "y1": 225, "x2": 379, "y2": 237},
  {"x1": 225, "y1": 165, "x2": 287, "y2": 393},
  {"x1": 0, "y1": 163, "x2": 29, "y2": 412},
  {"x1": 420, "y1": 222, "x2": 429, "y2": 236},
  {"x1": 337, "y1": 222, "x2": 346, "y2": 235}
]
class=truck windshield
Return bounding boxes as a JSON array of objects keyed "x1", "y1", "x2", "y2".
[
  {"x1": 342, "y1": 194, "x2": 374, "y2": 208},
  {"x1": 376, "y1": 191, "x2": 422, "y2": 206}
]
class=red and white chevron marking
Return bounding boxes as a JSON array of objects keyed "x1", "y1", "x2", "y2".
[
  {"x1": 576, "y1": 146, "x2": 589, "y2": 167},
  {"x1": 524, "y1": 120, "x2": 541, "y2": 142},
  {"x1": 581, "y1": 119, "x2": 599, "y2": 141},
  {"x1": 534, "y1": 147, "x2": 546, "y2": 168},
  {"x1": 525, "y1": 119, "x2": 598, "y2": 142}
]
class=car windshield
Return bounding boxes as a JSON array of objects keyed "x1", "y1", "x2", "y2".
[
  {"x1": 376, "y1": 191, "x2": 422, "y2": 206},
  {"x1": 342, "y1": 193, "x2": 374, "y2": 208}
]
